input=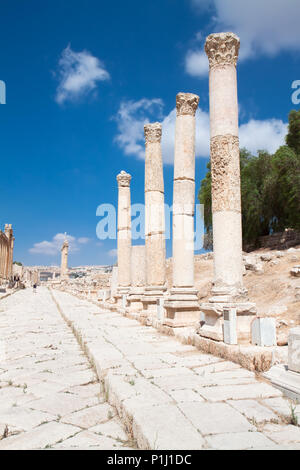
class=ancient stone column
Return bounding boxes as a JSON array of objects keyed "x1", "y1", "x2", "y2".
[
  {"x1": 116, "y1": 171, "x2": 132, "y2": 301},
  {"x1": 164, "y1": 93, "x2": 200, "y2": 327},
  {"x1": 198, "y1": 32, "x2": 256, "y2": 342},
  {"x1": 110, "y1": 266, "x2": 118, "y2": 300},
  {"x1": 128, "y1": 245, "x2": 146, "y2": 312},
  {"x1": 142, "y1": 123, "x2": 166, "y2": 317},
  {"x1": 4, "y1": 224, "x2": 14, "y2": 280},
  {"x1": 60, "y1": 240, "x2": 69, "y2": 280}
]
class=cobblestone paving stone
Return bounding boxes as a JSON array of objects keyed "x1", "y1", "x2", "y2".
[
  {"x1": 0, "y1": 289, "x2": 135, "y2": 450},
  {"x1": 51, "y1": 289, "x2": 300, "y2": 450}
]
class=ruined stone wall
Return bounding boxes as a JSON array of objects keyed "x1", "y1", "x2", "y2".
[{"x1": 257, "y1": 229, "x2": 300, "y2": 251}]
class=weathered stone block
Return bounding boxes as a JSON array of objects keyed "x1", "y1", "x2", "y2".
[
  {"x1": 251, "y1": 317, "x2": 276, "y2": 347},
  {"x1": 288, "y1": 327, "x2": 300, "y2": 373}
]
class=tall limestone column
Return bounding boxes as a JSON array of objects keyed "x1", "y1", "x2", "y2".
[
  {"x1": 199, "y1": 32, "x2": 256, "y2": 342},
  {"x1": 142, "y1": 123, "x2": 166, "y2": 318},
  {"x1": 164, "y1": 93, "x2": 200, "y2": 327},
  {"x1": 128, "y1": 245, "x2": 146, "y2": 312},
  {"x1": 116, "y1": 171, "x2": 132, "y2": 302},
  {"x1": 0, "y1": 240, "x2": 4, "y2": 281},
  {"x1": 60, "y1": 239, "x2": 69, "y2": 280}
]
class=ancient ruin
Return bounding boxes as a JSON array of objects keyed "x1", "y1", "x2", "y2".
[
  {"x1": 164, "y1": 93, "x2": 201, "y2": 327},
  {"x1": 1, "y1": 23, "x2": 299, "y2": 451},
  {"x1": 198, "y1": 32, "x2": 256, "y2": 342},
  {"x1": 116, "y1": 171, "x2": 132, "y2": 305},
  {"x1": 60, "y1": 238, "x2": 69, "y2": 280},
  {"x1": 0, "y1": 224, "x2": 14, "y2": 284},
  {"x1": 142, "y1": 123, "x2": 166, "y2": 318}
]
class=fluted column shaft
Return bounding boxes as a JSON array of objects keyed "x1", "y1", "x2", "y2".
[
  {"x1": 205, "y1": 32, "x2": 244, "y2": 298},
  {"x1": 144, "y1": 123, "x2": 166, "y2": 290},
  {"x1": 117, "y1": 171, "x2": 132, "y2": 292}
]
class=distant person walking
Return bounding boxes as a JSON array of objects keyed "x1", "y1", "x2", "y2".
[{"x1": 33, "y1": 283, "x2": 37, "y2": 293}]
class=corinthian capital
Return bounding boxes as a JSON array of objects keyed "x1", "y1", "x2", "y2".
[
  {"x1": 205, "y1": 32, "x2": 240, "y2": 69},
  {"x1": 61, "y1": 240, "x2": 69, "y2": 251},
  {"x1": 144, "y1": 122, "x2": 162, "y2": 144},
  {"x1": 117, "y1": 170, "x2": 132, "y2": 187},
  {"x1": 176, "y1": 93, "x2": 199, "y2": 117}
]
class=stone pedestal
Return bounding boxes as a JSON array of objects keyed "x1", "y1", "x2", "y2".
[
  {"x1": 288, "y1": 327, "x2": 300, "y2": 374},
  {"x1": 109, "y1": 266, "x2": 118, "y2": 304},
  {"x1": 251, "y1": 317, "x2": 277, "y2": 347},
  {"x1": 116, "y1": 171, "x2": 132, "y2": 300},
  {"x1": 128, "y1": 245, "x2": 146, "y2": 312},
  {"x1": 198, "y1": 32, "x2": 256, "y2": 341},
  {"x1": 142, "y1": 123, "x2": 167, "y2": 320},
  {"x1": 164, "y1": 93, "x2": 200, "y2": 328}
]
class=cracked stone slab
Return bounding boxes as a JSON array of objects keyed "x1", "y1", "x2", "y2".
[
  {"x1": 228, "y1": 399, "x2": 279, "y2": 424},
  {"x1": 90, "y1": 417, "x2": 128, "y2": 442},
  {"x1": 198, "y1": 383, "x2": 282, "y2": 402},
  {"x1": 178, "y1": 402, "x2": 256, "y2": 435},
  {"x1": 52, "y1": 430, "x2": 127, "y2": 450},
  {"x1": 131, "y1": 403, "x2": 205, "y2": 450},
  {"x1": 61, "y1": 403, "x2": 115, "y2": 429},
  {"x1": 265, "y1": 424, "x2": 300, "y2": 444},
  {"x1": 0, "y1": 421, "x2": 81, "y2": 450},
  {"x1": 206, "y1": 431, "x2": 275, "y2": 450},
  {"x1": 28, "y1": 393, "x2": 98, "y2": 417},
  {"x1": 0, "y1": 407, "x2": 56, "y2": 431}
]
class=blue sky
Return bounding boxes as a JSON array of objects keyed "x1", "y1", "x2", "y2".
[{"x1": 0, "y1": 0, "x2": 299, "y2": 266}]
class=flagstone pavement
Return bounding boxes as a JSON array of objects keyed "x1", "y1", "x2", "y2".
[{"x1": 0, "y1": 287, "x2": 300, "y2": 450}]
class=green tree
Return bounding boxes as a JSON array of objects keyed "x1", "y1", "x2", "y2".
[
  {"x1": 286, "y1": 110, "x2": 300, "y2": 155},
  {"x1": 271, "y1": 145, "x2": 300, "y2": 230},
  {"x1": 198, "y1": 110, "x2": 300, "y2": 249}
]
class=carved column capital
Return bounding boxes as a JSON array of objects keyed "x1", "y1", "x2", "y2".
[
  {"x1": 144, "y1": 122, "x2": 162, "y2": 144},
  {"x1": 205, "y1": 32, "x2": 240, "y2": 69},
  {"x1": 61, "y1": 240, "x2": 69, "y2": 252},
  {"x1": 117, "y1": 170, "x2": 132, "y2": 187},
  {"x1": 176, "y1": 93, "x2": 199, "y2": 117}
]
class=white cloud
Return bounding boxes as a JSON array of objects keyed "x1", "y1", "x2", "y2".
[
  {"x1": 187, "y1": 0, "x2": 300, "y2": 77},
  {"x1": 114, "y1": 98, "x2": 164, "y2": 159},
  {"x1": 77, "y1": 237, "x2": 90, "y2": 244},
  {"x1": 185, "y1": 50, "x2": 208, "y2": 78},
  {"x1": 239, "y1": 119, "x2": 288, "y2": 155},
  {"x1": 114, "y1": 98, "x2": 287, "y2": 163},
  {"x1": 55, "y1": 45, "x2": 110, "y2": 104},
  {"x1": 29, "y1": 233, "x2": 90, "y2": 256},
  {"x1": 108, "y1": 249, "x2": 118, "y2": 258},
  {"x1": 114, "y1": 99, "x2": 210, "y2": 163}
]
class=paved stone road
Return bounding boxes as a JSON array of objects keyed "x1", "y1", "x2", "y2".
[
  {"x1": 0, "y1": 289, "x2": 134, "y2": 450},
  {"x1": 1, "y1": 288, "x2": 300, "y2": 450},
  {"x1": 52, "y1": 289, "x2": 300, "y2": 450}
]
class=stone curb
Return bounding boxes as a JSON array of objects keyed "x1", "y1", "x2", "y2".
[
  {"x1": 54, "y1": 289, "x2": 287, "y2": 373},
  {"x1": 97, "y1": 301, "x2": 287, "y2": 373},
  {"x1": 50, "y1": 290, "x2": 206, "y2": 449}
]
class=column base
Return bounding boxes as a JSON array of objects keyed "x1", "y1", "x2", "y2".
[
  {"x1": 198, "y1": 300, "x2": 257, "y2": 343},
  {"x1": 127, "y1": 288, "x2": 144, "y2": 312},
  {"x1": 115, "y1": 288, "x2": 130, "y2": 308},
  {"x1": 141, "y1": 286, "x2": 167, "y2": 320},
  {"x1": 164, "y1": 288, "x2": 200, "y2": 328}
]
